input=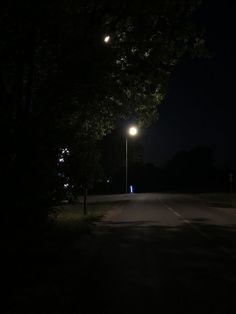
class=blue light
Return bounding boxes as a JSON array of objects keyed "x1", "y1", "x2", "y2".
[{"x1": 130, "y1": 185, "x2": 133, "y2": 193}]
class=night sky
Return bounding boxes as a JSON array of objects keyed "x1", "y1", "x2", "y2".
[{"x1": 142, "y1": 0, "x2": 236, "y2": 168}]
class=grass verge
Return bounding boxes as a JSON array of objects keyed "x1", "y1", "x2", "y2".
[
  {"x1": 45, "y1": 200, "x2": 127, "y2": 249},
  {"x1": 49, "y1": 201, "x2": 111, "y2": 235},
  {"x1": 7, "y1": 200, "x2": 121, "y2": 254}
]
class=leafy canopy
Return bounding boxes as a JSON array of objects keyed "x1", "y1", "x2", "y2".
[{"x1": 1, "y1": 0, "x2": 204, "y2": 136}]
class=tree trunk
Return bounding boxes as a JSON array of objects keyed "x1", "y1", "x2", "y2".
[{"x1": 83, "y1": 183, "x2": 87, "y2": 215}]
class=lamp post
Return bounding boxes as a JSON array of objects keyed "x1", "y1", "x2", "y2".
[{"x1": 125, "y1": 126, "x2": 138, "y2": 193}]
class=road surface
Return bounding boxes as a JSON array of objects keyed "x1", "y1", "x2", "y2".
[{"x1": 8, "y1": 193, "x2": 236, "y2": 314}]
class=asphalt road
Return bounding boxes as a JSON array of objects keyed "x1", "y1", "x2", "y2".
[{"x1": 8, "y1": 193, "x2": 236, "y2": 314}]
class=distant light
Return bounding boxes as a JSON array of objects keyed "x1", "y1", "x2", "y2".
[
  {"x1": 64, "y1": 183, "x2": 69, "y2": 188},
  {"x1": 130, "y1": 185, "x2": 134, "y2": 193},
  {"x1": 107, "y1": 179, "x2": 110, "y2": 183},
  {"x1": 62, "y1": 148, "x2": 70, "y2": 155},
  {"x1": 104, "y1": 35, "x2": 111, "y2": 43},
  {"x1": 128, "y1": 126, "x2": 138, "y2": 136},
  {"x1": 59, "y1": 158, "x2": 64, "y2": 163}
]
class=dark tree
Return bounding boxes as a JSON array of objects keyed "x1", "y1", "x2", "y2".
[{"x1": 164, "y1": 146, "x2": 215, "y2": 192}]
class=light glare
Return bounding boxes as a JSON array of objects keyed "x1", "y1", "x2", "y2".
[
  {"x1": 129, "y1": 126, "x2": 138, "y2": 136},
  {"x1": 104, "y1": 35, "x2": 110, "y2": 43}
]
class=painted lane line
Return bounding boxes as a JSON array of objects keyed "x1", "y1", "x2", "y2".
[
  {"x1": 159, "y1": 199, "x2": 211, "y2": 240},
  {"x1": 163, "y1": 204, "x2": 181, "y2": 217},
  {"x1": 158, "y1": 198, "x2": 236, "y2": 259},
  {"x1": 182, "y1": 218, "x2": 210, "y2": 240}
]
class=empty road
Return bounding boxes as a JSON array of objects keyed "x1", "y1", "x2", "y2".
[{"x1": 8, "y1": 193, "x2": 236, "y2": 314}]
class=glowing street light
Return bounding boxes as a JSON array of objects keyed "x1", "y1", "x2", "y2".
[
  {"x1": 104, "y1": 35, "x2": 111, "y2": 43},
  {"x1": 125, "y1": 126, "x2": 138, "y2": 193},
  {"x1": 129, "y1": 126, "x2": 138, "y2": 136}
]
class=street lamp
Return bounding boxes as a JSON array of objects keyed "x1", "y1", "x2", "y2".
[
  {"x1": 104, "y1": 35, "x2": 111, "y2": 43},
  {"x1": 126, "y1": 126, "x2": 138, "y2": 193}
]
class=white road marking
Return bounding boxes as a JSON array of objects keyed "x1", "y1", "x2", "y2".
[
  {"x1": 158, "y1": 197, "x2": 236, "y2": 259},
  {"x1": 162, "y1": 202, "x2": 210, "y2": 239}
]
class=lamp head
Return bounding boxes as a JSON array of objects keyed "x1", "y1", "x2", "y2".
[
  {"x1": 128, "y1": 126, "x2": 138, "y2": 136},
  {"x1": 104, "y1": 35, "x2": 111, "y2": 43}
]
